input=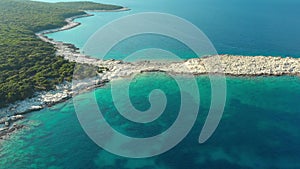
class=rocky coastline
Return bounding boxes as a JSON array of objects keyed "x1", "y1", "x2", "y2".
[
  {"x1": 82, "y1": 7, "x2": 131, "y2": 13},
  {"x1": 2, "y1": 9, "x2": 300, "y2": 141}
]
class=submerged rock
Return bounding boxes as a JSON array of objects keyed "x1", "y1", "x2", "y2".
[{"x1": 4, "y1": 121, "x2": 9, "y2": 127}]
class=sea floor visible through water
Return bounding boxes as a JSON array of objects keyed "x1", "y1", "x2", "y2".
[{"x1": 1, "y1": 74, "x2": 300, "y2": 169}]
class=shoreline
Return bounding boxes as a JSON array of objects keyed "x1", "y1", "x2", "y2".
[
  {"x1": 36, "y1": 7, "x2": 130, "y2": 37},
  {"x1": 37, "y1": 13, "x2": 94, "y2": 35},
  {"x1": 81, "y1": 7, "x2": 131, "y2": 13},
  {"x1": 2, "y1": 8, "x2": 300, "y2": 141}
]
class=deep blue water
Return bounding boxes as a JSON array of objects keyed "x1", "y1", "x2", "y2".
[
  {"x1": 41, "y1": 0, "x2": 300, "y2": 57},
  {"x1": 1, "y1": 0, "x2": 300, "y2": 168}
]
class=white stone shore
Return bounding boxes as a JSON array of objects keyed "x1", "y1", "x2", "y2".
[
  {"x1": 5, "y1": 11, "x2": 298, "y2": 118},
  {"x1": 0, "y1": 82, "x2": 72, "y2": 140}
]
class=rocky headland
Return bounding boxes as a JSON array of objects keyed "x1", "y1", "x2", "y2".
[{"x1": 2, "y1": 10, "x2": 300, "y2": 141}]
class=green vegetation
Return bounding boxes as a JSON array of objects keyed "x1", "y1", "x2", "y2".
[
  {"x1": 73, "y1": 64, "x2": 98, "y2": 80},
  {"x1": 0, "y1": 0, "x2": 122, "y2": 107}
]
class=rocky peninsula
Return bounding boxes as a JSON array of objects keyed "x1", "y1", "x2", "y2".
[{"x1": 2, "y1": 10, "x2": 300, "y2": 141}]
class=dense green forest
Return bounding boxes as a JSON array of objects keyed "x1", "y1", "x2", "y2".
[{"x1": 0, "y1": 0, "x2": 122, "y2": 107}]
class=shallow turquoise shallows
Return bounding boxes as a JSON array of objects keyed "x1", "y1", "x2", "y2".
[
  {"x1": 1, "y1": 0, "x2": 300, "y2": 168},
  {"x1": 1, "y1": 74, "x2": 300, "y2": 169}
]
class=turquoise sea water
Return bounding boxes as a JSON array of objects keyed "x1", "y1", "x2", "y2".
[
  {"x1": 1, "y1": 74, "x2": 300, "y2": 169},
  {"x1": 1, "y1": 0, "x2": 300, "y2": 168}
]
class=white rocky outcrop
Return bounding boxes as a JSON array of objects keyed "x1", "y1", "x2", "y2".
[{"x1": 0, "y1": 82, "x2": 72, "y2": 117}]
